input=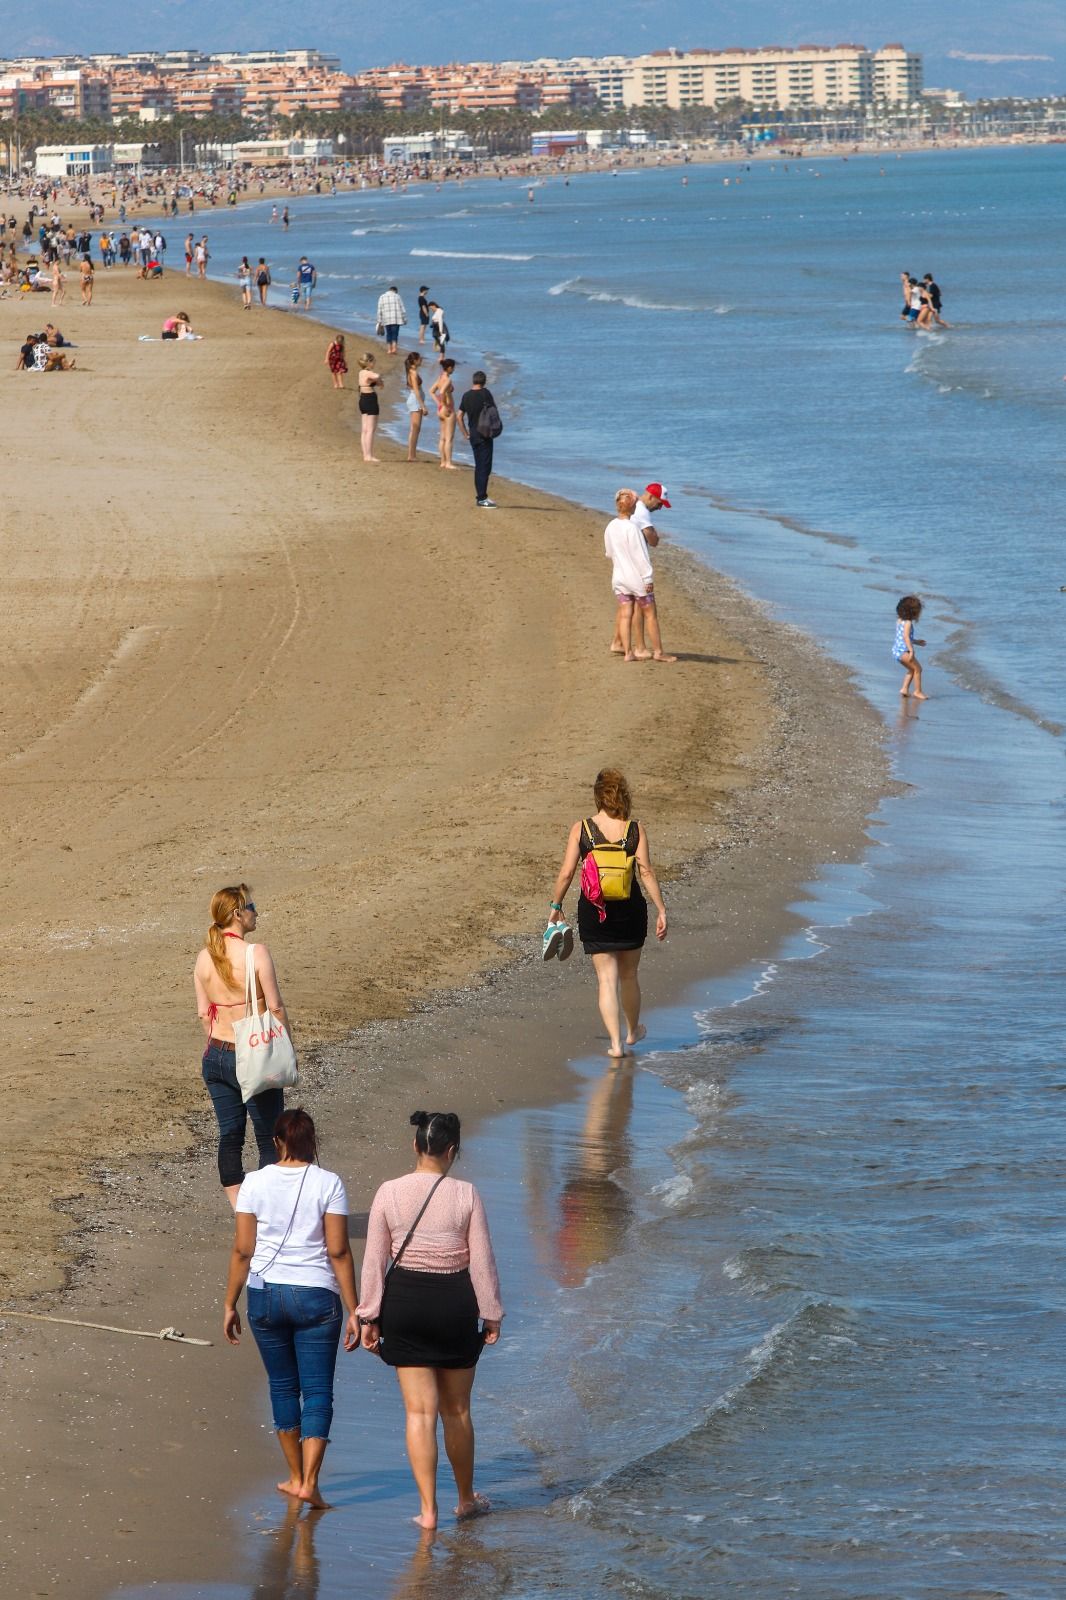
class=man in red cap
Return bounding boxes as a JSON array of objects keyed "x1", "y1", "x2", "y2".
[{"x1": 610, "y1": 483, "x2": 671, "y2": 657}]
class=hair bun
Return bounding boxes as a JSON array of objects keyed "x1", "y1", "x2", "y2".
[{"x1": 409, "y1": 1111, "x2": 430, "y2": 1129}]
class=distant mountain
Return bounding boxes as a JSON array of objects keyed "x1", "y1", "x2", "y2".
[{"x1": 6, "y1": 0, "x2": 1066, "y2": 99}]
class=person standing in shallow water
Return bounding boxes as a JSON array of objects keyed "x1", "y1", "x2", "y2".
[
  {"x1": 545, "y1": 769, "x2": 668, "y2": 1058},
  {"x1": 224, "y1": 1108, "x2": 360, "y2": 1510},
  {"x1": 194, "y1": 883, "x2": 293, "y2": 1208},
  {"x1": 358, "y1": 1111, "x2": 502, "y2": 1529},
  {"x1": 893, "y1": 594, "x2": 927, "y2": 699}
]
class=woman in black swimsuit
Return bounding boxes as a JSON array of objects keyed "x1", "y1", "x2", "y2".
[
  {"x1": 545, "y1": 769, "x2": 668, "y2": 1058},
  {"x1": 357, "y1": 352, "x2": 382, "y2": 463}
]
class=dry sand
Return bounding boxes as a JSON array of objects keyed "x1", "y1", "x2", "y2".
[
  {"x1": 0, "y1": 262, "x2": 888, "y2": 1595},
  {"x1": 1, "y1": 263, "x2": 783, "y2": 1299}
]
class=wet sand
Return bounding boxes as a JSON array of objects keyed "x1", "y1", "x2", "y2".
[{"x1": 0, "y1": 265, "x2": 887, "y2": 1593}]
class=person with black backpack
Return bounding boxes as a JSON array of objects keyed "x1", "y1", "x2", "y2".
[{"x1": 458, "y1": 370, "x2": 503, "y2": 508}]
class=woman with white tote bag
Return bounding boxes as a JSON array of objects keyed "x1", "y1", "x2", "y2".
[{"x1": 194, "y1": 883, "x2": 297, "y2": 1209}]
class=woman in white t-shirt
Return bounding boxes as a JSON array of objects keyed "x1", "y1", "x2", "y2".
[{"x1": 224, "y1": 1108, "x2": 360, "y2": 1509}]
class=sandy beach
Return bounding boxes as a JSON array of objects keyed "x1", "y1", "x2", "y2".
[{"x1": 0, "y1": 259, "x2": 887, "y2": 1593}]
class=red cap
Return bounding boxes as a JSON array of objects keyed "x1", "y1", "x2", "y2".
[{"x1": 645, "y1": 483, "x2": 671, "y2": 508}]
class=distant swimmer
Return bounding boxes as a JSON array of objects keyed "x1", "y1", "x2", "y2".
[{"x1": 528, "y1": 188, "x2": 535, "y2": 203}]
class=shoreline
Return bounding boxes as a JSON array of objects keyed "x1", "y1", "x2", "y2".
[{"x1": 0, "y1": 263, "x2": 888, "y2": 1593}]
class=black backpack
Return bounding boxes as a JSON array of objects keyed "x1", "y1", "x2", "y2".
[{"x1": 476, "y1": 401, "x2": 503, "y2": 440}]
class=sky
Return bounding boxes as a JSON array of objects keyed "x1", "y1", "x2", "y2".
[{"x1": 7, "y1": 0, "x2": 1066, "y2": 98}]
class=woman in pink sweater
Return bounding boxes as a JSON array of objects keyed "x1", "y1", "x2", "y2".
[{"x1": 358, "y1": 1110, "x2": 502, "y2": 1527}]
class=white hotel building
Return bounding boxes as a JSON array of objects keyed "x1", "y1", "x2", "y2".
[{"x1": 508, "y1": 45, "x2": 922, "y2": 110}]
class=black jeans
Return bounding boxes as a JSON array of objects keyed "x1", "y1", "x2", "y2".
[
  {"x1": 471, "y1": 437, "x2": 493, "y2": 501},
  {"x1": 201, "y1": 1041, "x2": 282, "y2": 1188}
]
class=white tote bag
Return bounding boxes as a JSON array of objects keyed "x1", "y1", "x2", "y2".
[{"x1": 233, "y1": 943, "x2": 298, "y2": 1104}]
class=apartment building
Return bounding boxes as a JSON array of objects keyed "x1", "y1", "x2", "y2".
[
  {"x1": 622, "y1": 45, "x2": 921, "y2": 109},
  {"x1": 0, "y1": 69, "x2": 113, "y2": 121}
]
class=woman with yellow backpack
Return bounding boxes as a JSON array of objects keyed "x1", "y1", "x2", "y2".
[{"x1": 543, "y1": 769, "x2": 668, "y2": 1058}]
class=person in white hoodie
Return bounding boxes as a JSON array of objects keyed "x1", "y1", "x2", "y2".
[{"x1": 603, "y1": 489, "x2": 676, "y2": 663}]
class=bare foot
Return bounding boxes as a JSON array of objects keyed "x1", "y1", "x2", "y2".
[
  {"x1": 610, "y1": 645, "x2": 626, "y2": 655},
  {"x1": 362, "y1": 456, "x2": 381, "y2": 464},
  {"x1": 455, "y1": 1493, "x2": 492, "y2": 1520},
  {"x1": 412, "y1": 1510, "x2": 438, "y2": 1529},
  {"x1": 652, "y1": 653, "x2": 678, "y2": 663},
  {"x1": 296, "y1": 1486, "x2": 332, "y2": 1510},
  {"x1": 623, "y1": 653, "x2": 640, "y2": 663},
  {"x1": 626, "y1": 1023, "x2": 647, "y2": 1046},
  {"x1": 607, "y1": 1044, "x2": 625, "y2": 1058},
  {"x1": 441, "y1": 463, "x2": 459, "y2": 470},
  {"x1": 913, "y1": 691, "x2": 929, "y2": 700},
  {"x1": 633, "y1": 649, "x2": 653, "y2": 660},
  {"x1": 900, "y1": 688, "x2": 910, "y2": 697},
  {"x1": 276, "y1": 1478, "x2": 302, "y2": 1499}
]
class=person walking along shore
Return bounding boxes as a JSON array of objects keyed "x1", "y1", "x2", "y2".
[
  {"x1": 545, "y1": 770, "x2": 668, "y2": 1058},
  {"x1": 358, "y1": 1111, "x2": 502, "y2": 1528},
  {"x1": 194, "y1": 884, "x2": 293, "y2": 1208},
  {"x1": 224, "y1": 1109, "x2": 360, "y2": 1510}
]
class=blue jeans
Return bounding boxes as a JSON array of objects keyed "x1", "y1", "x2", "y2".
[
  {"x1": 384, "y1": 322, "x2": 400, "y2": 344},
  {"x1": 247, "y1": 1285, "x2": 342, "y2": 1439},
  {"x1": 201, "y1": 1041, "x2": 282, "y2": 1188}
]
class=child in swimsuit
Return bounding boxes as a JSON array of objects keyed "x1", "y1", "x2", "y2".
[{"x1": 893, "y1": 595, "x2": 927, "y2": 699}]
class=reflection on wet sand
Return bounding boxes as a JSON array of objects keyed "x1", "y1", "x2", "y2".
[
  {"x1": 525, "y1": 1063, "x2": 636, "y2": 1288},
  {"x1": 252, "y1": 1499, "x2": 323, "y2": 1598},
  {"x1": 388, "y1": 1525, "x2": 511, "y2": 1600}
]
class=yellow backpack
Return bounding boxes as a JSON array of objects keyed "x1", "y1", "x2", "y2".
[{"x1": 583, "y1": 819, "x2": 636, "y2": 901}]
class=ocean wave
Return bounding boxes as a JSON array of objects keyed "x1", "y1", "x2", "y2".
[
  {"x1": 350, "y1": 224, "x2": 406, "y2": 236},
  {"x1": 410, "y1": 248, "x2": 533, "y2": 261},
  {"x1": 548, "y1": 277, "x2": 731, "y2": 314},
  {"x1": 566, "y1": 1299, "x2": 858, "y2": 1514}
]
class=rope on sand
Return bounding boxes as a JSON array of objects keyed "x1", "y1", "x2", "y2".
[{"x1": 2, "y1": 1310, "x2": 212, "y2": 1346}]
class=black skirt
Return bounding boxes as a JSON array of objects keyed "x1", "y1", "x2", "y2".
[
  {"x1": 379, "y1": 1266, "x2": 485, "y2": 1369},
  {"x1": 578, "y1": 885, "x2": 648, "y2": 955}
]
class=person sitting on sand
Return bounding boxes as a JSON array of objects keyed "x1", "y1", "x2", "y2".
[
  {"x1": 544, "y1": 768, "x2": 668, "y2": 1058},
  {"x1": 161, "y1": 312, "x2": 195, "y2": 341},
  {"x1": 224, "y1": 1108, "x2": 360, "y2": 1511},
  {"x1": 16, "y1": 333, "x2": 36, "y2": 370},
  {"x1": 358, "y1": 1111, "x2": 502, "y2": 1529},
  {"x1": 604, "y1": 489, "x2": 676, "y2": 663}
]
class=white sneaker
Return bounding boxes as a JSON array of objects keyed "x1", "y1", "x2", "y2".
[{"x1": 476, "y1": 497, "x2": 497, "y2": 508}]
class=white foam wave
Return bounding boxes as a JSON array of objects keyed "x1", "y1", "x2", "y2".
[
  {"x1": 548, "y1": 277, "x2": 730, "y2": 314},
  {"x1": 410, "y1": 248, "x2": 533, "y2": 261},
  {"x1": 651, "y1": 1173, "x2": 694, "y2": 1209}
]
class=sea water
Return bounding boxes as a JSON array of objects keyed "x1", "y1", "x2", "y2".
[{"x1": 117, "y1": 148, "x2": 1066, "y2": 1597}]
